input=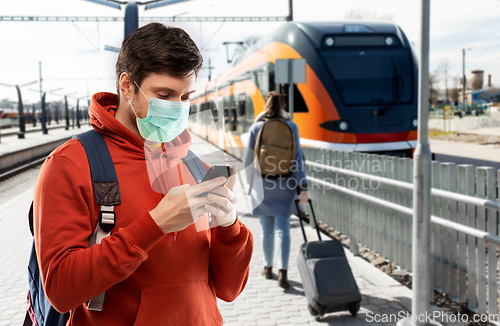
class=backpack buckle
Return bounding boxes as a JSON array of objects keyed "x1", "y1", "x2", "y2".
[{"x1": 99, "y1": 206, "x2": 115, "y2": 233}]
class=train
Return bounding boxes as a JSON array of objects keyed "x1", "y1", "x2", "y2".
[
  {"x1": 0, "y1": 109, "x2": 19, "y2": 120},
  {"x1": 189, "y1": 21, "x2": 419, "y2": 158},
  {"x1": 0, "y1": 109, "x2": 39, "y2": 125}
]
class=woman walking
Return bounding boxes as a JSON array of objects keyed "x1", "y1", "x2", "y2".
[{"x1": 243, "y1": 91, "x2": 308, "y2": 288}]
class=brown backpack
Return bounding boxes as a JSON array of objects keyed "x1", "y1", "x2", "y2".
[{"x1": 254, "y1": 118, "x2": 296, "y2": 176}]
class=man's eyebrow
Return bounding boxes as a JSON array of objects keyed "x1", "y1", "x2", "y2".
[
  {"x1": 152, "y1": 87, "x2": 196, "y2": 95},
  {"x1": 152, "y1": 87, "x2": 176, "y2": 93}
]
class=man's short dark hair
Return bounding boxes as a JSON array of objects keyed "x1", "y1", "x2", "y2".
[{"x1": 116, "y1": 23, "x2": 203, "y2": 94}]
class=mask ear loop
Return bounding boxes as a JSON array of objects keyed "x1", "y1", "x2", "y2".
[
  {"x1": 133, "y1": 80, "x2": 150, "y2": 101},
  {"x1": 128, "y1": 99, "x2": 139, "y2": 119},
  {"x1": 128, "y1": 81, "x2": 150, "y2": 119}
]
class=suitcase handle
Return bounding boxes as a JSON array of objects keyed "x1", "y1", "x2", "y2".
[{"x1": 295, "y1": 199, "x2": 322, "y2": 243}]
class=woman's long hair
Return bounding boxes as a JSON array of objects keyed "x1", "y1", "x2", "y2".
[{"x1": 264, "y1": 91, "x2": 284, "y2": 118}]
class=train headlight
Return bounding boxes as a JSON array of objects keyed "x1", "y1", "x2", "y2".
[
  {"x1": 413, "y1": 118, "x2": 418, "y2": 128},
  {"x1": 385, "y1": 37, "x2": 393, "y2": 46},
  {"x1": 339, "y1": 121, "x2": 348, "y2": 131},
  {"x1": 325, "y1": 37, "x2": 334, "y2": 46}
]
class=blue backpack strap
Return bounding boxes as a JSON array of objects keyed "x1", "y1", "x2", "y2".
[
  {"x1": 74, "y1": 130, "x2": 121, "y2": 208},
  {"x1": 26, "y1": 131, "x2": 120, "y2": 325},
  {"x1": 27, "y1": 244, "x2": 69, "y2": 326},
  {"x1": 181, "y1": 149, "x2": 206, "y2": 184},
  {"x1": 73, "y1": 129, "x2": 120, "y2": 311}
]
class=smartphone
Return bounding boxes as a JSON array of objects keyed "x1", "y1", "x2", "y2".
[{"x1": 197, "y1": 166, "x2": 234, "y2": 197}]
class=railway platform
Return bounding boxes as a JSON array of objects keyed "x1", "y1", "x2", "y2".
[
  {"x1": 0, "y1": 124, "x2": 92, "y2": 175},
  {"x1": 0, "y1": 128, "x2": 465, "y2": 326}
]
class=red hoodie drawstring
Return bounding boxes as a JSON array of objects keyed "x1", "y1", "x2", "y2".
[
  {"x1": 177, "y1": 165, "x2": 184, "y2": 184},
  {"x1": 172, "y1": 165, "x2": 183, "y2": 242}
]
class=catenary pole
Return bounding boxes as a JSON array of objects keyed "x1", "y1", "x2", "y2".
[
  {"x1": 462, "y1": 49, "x2": 466, "y2": 112},
  {"x1": 412, "y1": 0, "x2": 433, "y2": 323},
  {"x1": 124, "y1": 1, "x2": 138, "y2": 38},
  {"x1": 288, "y1": 60, "x2": 294, "y2": 121},
  {"x1": 39, "y1": 61, "x2": 43, "y2": 101},
  {"x1": 398, "y1": 1, "x2": 436, "y2": 325}
]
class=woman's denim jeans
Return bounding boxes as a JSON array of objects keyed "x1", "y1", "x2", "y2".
[{"x1": 259, "y1": 215, "x2": 291, "y2": 270}]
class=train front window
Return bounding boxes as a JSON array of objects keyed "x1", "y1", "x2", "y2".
[{"x1": 320, "y1": 48, "x2": 413, "y2": 107}]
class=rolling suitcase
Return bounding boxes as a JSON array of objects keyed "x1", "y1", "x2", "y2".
[{"x1": 296, "y1": 199, "x2": 361, "y2": 319}]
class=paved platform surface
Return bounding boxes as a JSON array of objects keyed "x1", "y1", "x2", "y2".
[
  {"x1": 0, "y1": 130, "x2": 464, "y2": 326},
  {"x1": 430, "y1": 139, "x2": 500, "y2": 163},
  {"x1": 430, "y1": 126, "x2": 500, "y2": 165},
  {"x1": 0, "y1": 123, "x2": 69, "y2": 137},
  {"x1": 456, "y1": 127, "x2": 500, "y2": 137}
]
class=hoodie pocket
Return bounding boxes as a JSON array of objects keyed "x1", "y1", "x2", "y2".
[{"x1": 133, "y1": 281, "x2": 222, "y2": 326}]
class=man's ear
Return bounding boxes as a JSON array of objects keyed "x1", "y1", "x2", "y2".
[{"x1": 119, "y1": 72, "x2": 133, "y2": 100}]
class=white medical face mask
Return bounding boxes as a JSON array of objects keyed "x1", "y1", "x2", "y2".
[{"x1": 128, "y1": 81, "x2": 190, "y2": 143}]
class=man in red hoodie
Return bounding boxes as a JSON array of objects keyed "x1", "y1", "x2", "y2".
[{"x1": 34, "y1": 23, "x2": 253, "y2": 325}]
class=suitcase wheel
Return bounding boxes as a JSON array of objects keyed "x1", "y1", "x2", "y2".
[
  {"x1": 307, "y1": 304, "x2": 318, "y2": 316},
  {"x1": 307, "y1": 303, "x2": 325, "y2": 318},
  {"x1": 348, "y1": 302, "x2": 360, "y2": 317}
]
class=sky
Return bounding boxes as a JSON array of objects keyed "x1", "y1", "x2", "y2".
[{"x1": 0, "y1": 0, "x2": 499, "y2": 105}]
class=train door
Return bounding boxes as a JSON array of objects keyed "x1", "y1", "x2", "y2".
[
  {"x1": 209, "y1": 101, "x2": 218, "y2": 126},
  {"x1": 228, "y1": 82, "x2": 237, "y2": 133},
  {"x1": 216, "y1": 88, "x2": 225, "y2": 148},
  {"x1": 238, "y1": 93, "x2": 247, "y2": 133},
  {"x1": 269, "y1": 71, "x2": 276, "y2": 92}
]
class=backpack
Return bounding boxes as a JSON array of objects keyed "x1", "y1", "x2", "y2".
[
  {"x1": 25, "y1": 129, "x2": 206, "y2": 326},
  {"x1": 254, "y1": 118, "x2": 296, "y2": 176}
]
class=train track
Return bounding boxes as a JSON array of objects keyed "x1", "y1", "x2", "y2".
[
  {"x1": 0, "y1": 156, "x2": 47, "y2": 182},
  {"x1": 0, "y1": 127, "x2": 88, "y2": 181},
  {"x1": 0, "y1": 124, "x2": 67, "y2": 138}
]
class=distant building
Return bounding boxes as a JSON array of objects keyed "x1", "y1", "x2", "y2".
[
  {"x1": 457, "y1": 70, "x2": 498, "y2": 105},
  {"x1": 471, "y1": 70, "x2": 484, "y2": 91},
  {"x1": 0, "y1": 99, "x2": 17, "y2": 109}
]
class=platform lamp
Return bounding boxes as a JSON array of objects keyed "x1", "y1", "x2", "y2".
[
  {"x1": 0, "y1": 80, "x2": 38, "y2": 139},
  {"x1": 29, "y1": 87, "x2": 63, "y2": 134},
  {"x1": 52, "y1": 91, "x2": 77, "y2": 130},
  {"x1": 84, "y1": 0, "x2": 194, "y2": 39},
  {"x1": 68, "y1": 95, "x2": 89, "y2": 129},
  {"x1": 47, "y1": 89, "x2": 66, "y2": 127},
  {"x1": 32, "y1": 104, "x2": 36, "y2": 127}
]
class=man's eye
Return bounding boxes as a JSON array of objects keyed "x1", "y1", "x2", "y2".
[
  {"x1": 158, "y1": 94, "x2": 170, "y2": 99},
  {"x1": 181, "y1": 97, "x2": 190, "y2": 102}
]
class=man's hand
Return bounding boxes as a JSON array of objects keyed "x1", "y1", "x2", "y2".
[
  {"x1": 205, "y1": 165, "x2": 238, "y2": 228},
  {"x1": 149, "y1": 177, "x2": 227, "y2": 234}
]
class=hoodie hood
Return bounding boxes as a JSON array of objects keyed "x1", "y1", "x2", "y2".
[{"x1": 89, "y1": 92, "x2": 192, "y2": 165}]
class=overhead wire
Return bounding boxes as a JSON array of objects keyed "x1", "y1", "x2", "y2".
[
  {"x1": 404, "y1": 3, "x2": 500, "y2": 38},
  {"x1": 72, "y1": 21, "x2": 99, "y2": 52},
  {"x1": 431, "y1": 3, "x2": 500, "y2": 29},
  {"x1": 0, "y1": 1, "x2": 113, "y2": 85}
]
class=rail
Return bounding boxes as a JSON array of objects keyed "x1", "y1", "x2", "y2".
[
  {"x1": 303, "y1": 146, "x2": 500, "y2": 316},
  {"x1": 306, "y1": 160, "x2": 500, "y2": 211},
  {"x1": 306, "y1": 174, "x2": 500, "y2": 246}
]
